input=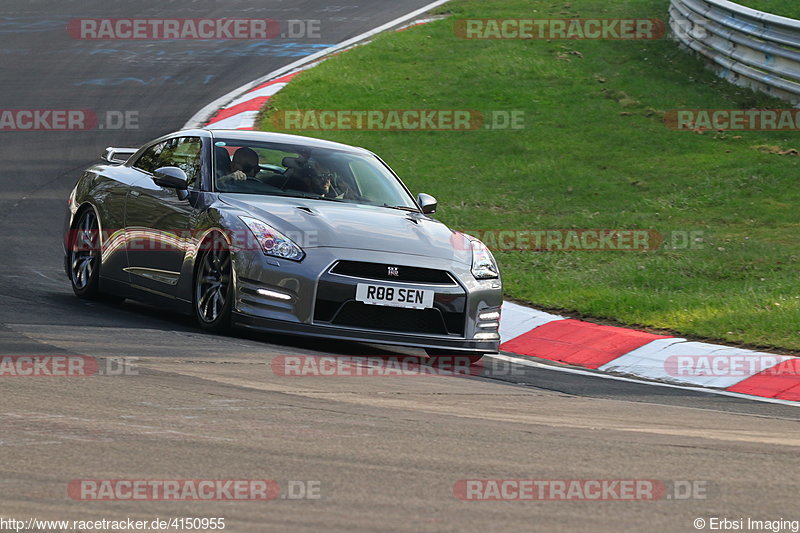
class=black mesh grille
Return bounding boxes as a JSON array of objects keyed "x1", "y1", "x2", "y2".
[
  {"x1": 330, "y1": 261, "x2": 455, "y2": 284},
  {"x1": 314, "y1": 300, "x2": 465, "y2": 336},
  {"x1": 314, "y1": 299, "x2": 342, "y2": 323},
  {"x1": 442, "y1": 311, "x2": 466, "y2": 335},
  {"x1": 331, "y1": 302, "x2": 449, "y2": 335}
]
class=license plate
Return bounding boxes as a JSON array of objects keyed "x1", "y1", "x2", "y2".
[{"x1": 355, "y1": 283, "x2": 434, "y2": 309}]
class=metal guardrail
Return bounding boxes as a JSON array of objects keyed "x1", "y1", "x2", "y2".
[{"x1": 669, "y1": 0, "x2": 800, "y2": 104}]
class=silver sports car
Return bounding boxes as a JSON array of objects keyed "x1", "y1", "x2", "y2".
[{"x1": 64, "y1": 129, "x2": 502, "y2": 362}]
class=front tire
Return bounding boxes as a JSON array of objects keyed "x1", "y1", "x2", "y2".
[{"x1": 194, "y1": 235, "x2": 233, "y2": 332}]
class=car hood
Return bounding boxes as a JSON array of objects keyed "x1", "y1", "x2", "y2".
[{"x1": 219, "y1": 194, "x2": 472, "y2": 264}]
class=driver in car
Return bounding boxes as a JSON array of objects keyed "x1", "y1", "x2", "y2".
[
  {"x1": 218, "y1": 147, "x2": 260, "y2": 186},
  {"x1": 284, "y1": 157, "x2": 356, "y2": 199}
]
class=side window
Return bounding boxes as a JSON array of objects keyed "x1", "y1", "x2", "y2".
[
  {"x1": 133, "y1": 137, "x2": 203, "y2": 188},
  {"x1": 133, "y1": 141, "x2": 167, "y2": 174},
  {"x1": 164, "y1": 137, "x2": 202, "y2": 188}
]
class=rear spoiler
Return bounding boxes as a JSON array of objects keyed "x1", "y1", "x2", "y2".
[{"x1": 102, "y1": 147, "x2": 137, "y2": 164}]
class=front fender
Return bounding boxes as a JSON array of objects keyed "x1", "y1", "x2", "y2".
[{"x1": 174, "y1": 194, "x2": 255, "y2": 303}]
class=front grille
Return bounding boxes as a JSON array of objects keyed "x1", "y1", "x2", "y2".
[
  {"x1": 314, "y1": 299, "x2": 465, "y2": 336},
  {"x1": 314, "y1": 264, "x2": 467, "y2": 336},
  {"x1": 331, "y1": 302, "x2": 449, "y2": 335},
  {"x1": 330, "y1": 261, "x2": 455, "y2": 285},
  {"x1": 313, "y1": 298, "x2": 342, "y2": 323}
]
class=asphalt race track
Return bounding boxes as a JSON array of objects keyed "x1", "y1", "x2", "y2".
[{"x1": 1, "y1": 2, "x2": 799, "y2": 532}]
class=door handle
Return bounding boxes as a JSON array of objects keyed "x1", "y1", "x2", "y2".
[{"x1": 130, "y1": 190, "x2": 140, "y2": 197}]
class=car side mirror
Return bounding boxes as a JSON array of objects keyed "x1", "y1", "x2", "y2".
[
  {"x1": 153, "y1": 167, "x2": 189, "y2": 190},
  {"x1": 417, "y1": 193, "x2": 438, "y2": 214}
]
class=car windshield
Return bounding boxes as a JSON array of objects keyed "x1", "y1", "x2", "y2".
[{"x1": 212, "y1": 138, "x2": 418, "y2": 210}]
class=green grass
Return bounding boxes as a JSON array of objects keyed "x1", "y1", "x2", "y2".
[
  {"x1": 260, "y1": 0, "x2": 800, "y2": 351},
  {"x1": 735, "y1": 1, "x2": 800, "y2": 19}
]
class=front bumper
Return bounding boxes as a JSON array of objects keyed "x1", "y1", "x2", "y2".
[
  {"x1": 231, "y1": 247, "x2": 502, "y2": 354},
  {"x1": 232, "y1": 312, "x2": 499, "y2": 353}
]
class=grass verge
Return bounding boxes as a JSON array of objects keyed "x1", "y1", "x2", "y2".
[
  {"x1": 259, "y1": 0, "x2": 800, "y2": 351},
  {"x1": 735, "y1": 1, "x2": 800, "y2": 19}
]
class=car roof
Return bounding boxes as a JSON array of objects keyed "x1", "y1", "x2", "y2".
[{"x1": 201, "y1": 129, "x2": 373, "y2": 155}]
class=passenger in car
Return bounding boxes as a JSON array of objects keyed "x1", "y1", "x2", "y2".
[
  {"x1": 214, "y1": 146, "x2": 232, "y2": 178},
  {"x1": 282, "y1": 157, "x2": 352, "y2": 198}
]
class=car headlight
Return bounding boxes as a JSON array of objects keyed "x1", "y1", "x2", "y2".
[
  {"x1": 468, "y1": 236, "x2": 499, "y2": 279},
  {"x1": 240, "y1": 216, "x2": 305, "y2": 261}
]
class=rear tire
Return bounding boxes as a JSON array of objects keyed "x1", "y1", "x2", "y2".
[
  {"x1": 425, "y1": 349, "x2": 483, "y2": 366},
  {"x1": 68, "y1": 209, "x2": 103, "y2": 299},
  {"x1": 194, "y1": 234, "x2": 233, "y2": 332}
]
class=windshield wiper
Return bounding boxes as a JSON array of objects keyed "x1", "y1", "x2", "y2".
[
  {"x1": 381, "y1": 204, "x2": 420, "y2": 212},
  {"x1": 281, "y1": 193, "x2": 346, "y2": 202}
]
